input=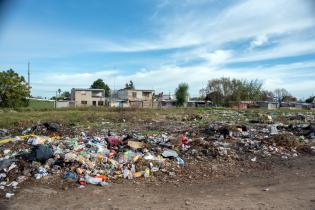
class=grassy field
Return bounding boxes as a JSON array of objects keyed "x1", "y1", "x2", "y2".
[
  {"x1": 0, "y1": 107, "x2": 313, "y2": 129},
  {"x1": 28, "y1": 99, "x2": 55, "y2": 109},
  {"x1": 0, "y1": 107, "x2": 185, "y2": 128}
]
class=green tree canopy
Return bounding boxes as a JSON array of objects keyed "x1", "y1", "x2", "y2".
[
  {"x1": 200, "y1": 77, "x2": 263, "y2": 106},
  {"x1": 57, "y1": 88, "x2": 62, "y2": 96},
  {"x1": 282, "y1": 95, "x2": 297, "y2": 102},
  {"x1": 305, "y1": 96, "x2": 315, "y2": 103},
  {"x1": 0, "y1": 69, "x2": 30, "y2": 108},
  {"x1": 90, "y1": 79, "x2": 110, "y2": 97},
  {"x1": 61, "y1": 91, "x2": 71, "y2": 99},
  {"x1": 175, "y1": 83, "x2": 189, "y2": 107},
  {"x1": 50, "y1": 91, "x2": 71, "y2": 100},
  {"x1": 125, "y1": 80, "x2": 135, "y2": 90}
]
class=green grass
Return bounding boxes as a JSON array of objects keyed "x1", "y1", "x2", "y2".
[
  {"x1": 28, "y1": 99, "x2": 55, "y2": 109},
  {"x1": 0, "y1": 108, "x2": 172, "y2": 128},
  {"x1": 141, "y1": 130, "x2": 161, "y2": 135},
  {"x1": 0, "y1": 106, "x2": 313, "y2": 129}
]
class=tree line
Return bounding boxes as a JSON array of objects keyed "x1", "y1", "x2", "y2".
[
  {"x1": 198, "y1": 77, "x2": 299, "y2": 106},
  {"x1": 0, "y1": 69, "x2": 314, "y2": 108}
]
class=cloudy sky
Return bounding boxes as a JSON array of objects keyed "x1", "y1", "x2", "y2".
[{"x1": 0, "y1": 0, "x2": 314, "y2": 98}]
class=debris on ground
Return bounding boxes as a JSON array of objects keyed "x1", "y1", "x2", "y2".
[{"x1": 0, "y1": 109, "x2": 314, "y2": 198}]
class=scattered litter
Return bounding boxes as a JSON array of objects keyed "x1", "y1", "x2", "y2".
[
  {"x1": 0, "y1": 111, "x2": 313, "y2": 198},
  {"x1": 5, "y1": 192, "x2": 14, "y2": 199}
]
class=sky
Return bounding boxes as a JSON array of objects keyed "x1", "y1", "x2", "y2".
[{"x1": 0, "y1": 0, "x2": 314, "y2": 99}]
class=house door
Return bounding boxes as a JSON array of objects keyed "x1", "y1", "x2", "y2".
[{"x1": 93, "y1": 101, "x2": 96, "y2": 106}]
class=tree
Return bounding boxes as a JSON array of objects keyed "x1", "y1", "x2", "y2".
[
  {"x1": 90, "y1": 79, "x2": 110, "y2": 97},
  {"x1": 282, "y1": 95, "x2": 297, "y2": 102},
  {"x1": 260, "y1": 90, "x2": 274, "y2": 101},
  {"x1": 305, "y1": 96, "x2": 315, "y2": 103},
  {"x1": 0, "y1": 69, "x2": 30, "y2": 108},
  {"x1": 200, "y1": 77, "x2": 263, "y2": 106},
  {"x1": 175, "y1": 83, "x2": 189, "y2": 107},
  {"x1": 51, "y1": 91, "x2": 71, "y2": 100},
  {"x1": 57, "y1": 88, "x2": 62, "y2": 97},
  {"x1": 274, "y1": 88, "x2": 291, "y2": 104},
  {"x1": 61, "y1": 91, "x2": 71, "y2": 99},
  {"x1": 125, "y1": 80, "x2": 135, "y2": 90}
]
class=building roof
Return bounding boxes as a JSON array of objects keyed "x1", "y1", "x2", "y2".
[
  {"x1": 188, "y1": 100, "x2": 209, "y2": 103},
  {"x1": 118, "y1": 88, "x2": 154, "y2": 92},
  {"x1": 72, "y1": 88, "x2": 105, "y2": 92},
  {"x1": 256, "y1": 101, "x2": 278, "y2": 104}
]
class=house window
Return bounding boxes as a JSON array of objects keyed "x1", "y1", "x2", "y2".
[
  {"x1": 143, "y1": 92, "x2": 150, "y2": 97},
  {"x1": 81, "y1": 101, "x2": 87, "y2": 105},
  {"x1": 132, "y1": 92, "x2": 137, "y2": 98},
  {"x1": 98, "y1": 101, "x2": 104, "y2": 106}
]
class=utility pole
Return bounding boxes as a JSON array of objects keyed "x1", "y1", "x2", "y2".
[
  {"x1": 27, "y1": 61, "x2": 30, "y2": 88},
  {"x1": 55, "y1": 91, "x2": 57, "y2": 108}
]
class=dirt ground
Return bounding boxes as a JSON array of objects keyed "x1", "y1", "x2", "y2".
[{"x1": 1, "y1": 155, "x2": 314, "y2": 210}]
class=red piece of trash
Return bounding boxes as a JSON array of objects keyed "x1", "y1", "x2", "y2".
[{"x1": 179, "y1": 134, "x2": 189, "y2": 145}]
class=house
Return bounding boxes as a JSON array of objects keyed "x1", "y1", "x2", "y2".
[
  {"x1": 294, "y1": 102, "x2": 313, "y2": 109},
  {"x1": 230, "y1": 101, "x2": 255, "y2": 109},
  {"x1": 256, "y1": 101, "x2": 279, "y2": 110},
  {"x1": 280, "y1": 102, "x2": 296, "y2": 109},
  {"x1": 157, "y1": 93, "x2": 176, "y2": 108},
  {"x1": 187, "y1": 100, "x2": 213, "y2": 107},
  {"x1": 111, "y1": 89, "x2": 154, "y2": 108},
  {"x1": 71, "y1": 88, "x2": 106, "y2": 107}
]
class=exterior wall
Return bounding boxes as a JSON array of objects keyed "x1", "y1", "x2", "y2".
[
  {"x1": 130, "y1": 101, "x2": 143, "y2": 108},
  {"x1": 116, "y1": 89, "x2": 154, "y2": 108},
  {"x1": 267, "y1": 103, "x2": 278, "y2": 110},
  {"x1": 56, "y1": 101, "x2": 70, "y2": 108},
  {"x1": 257, "y1": 102, "x2": 278, "y2": 110},
  {"x1": 117, "y1": 89, "x2": 128, "y2": 100},
  {"x1": 110, "y1": 100, "x2": 128, "y2": 108},
  {"x1": 160, "y1": 101, "x2": 176, "y2": 108},
  {"x1": 231, "y1": 103, "x2": 248, "y2": 109},
  {"x1": 71, "y1": 89, "x2": 105, "y2": 107}
]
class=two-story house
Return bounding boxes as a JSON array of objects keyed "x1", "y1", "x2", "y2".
[
  {"x1": 111, "y1": 89, "x2": 154, "y2": 108},
  {"x1": 71, "y1": 88, "x2": 106, "y2": 107}
]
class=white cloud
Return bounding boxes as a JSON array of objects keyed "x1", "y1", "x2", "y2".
[
  {"x1": 250, "y1": 35, "x2": 268, "y2": 49},
  {"x1": 151, "y1": 0, "x2": 315, "y2": 51},
  {"x1": 2, "y1": 0, "x2": 314, "y2": 57},
  {"x1": 2, "y1": 0, "x2": 315, "y2": 99},
  {"x1": 232, "y1": 38, "x2": 315, "y2": 63},
  {"x1": 31, "y1": 60, "x2": 315, "y2": 98},
  {"x1": 200, "y1": 50, "x2": 233, "y2": 65}
]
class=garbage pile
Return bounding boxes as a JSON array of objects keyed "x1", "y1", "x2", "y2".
[
  {"x1": 0, "y1": 111, "x2": 315, "y2": 199},
  {"x1": 0, "y1": 128, "x2": 190, "y2": 198}
]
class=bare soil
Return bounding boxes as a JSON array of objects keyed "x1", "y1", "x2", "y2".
[{"x1": 1, "y1": 155, "x2": 315, "y2": 210}]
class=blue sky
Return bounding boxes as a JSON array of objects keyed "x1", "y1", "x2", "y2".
[{"x1": 0, "y1": 0, "x2": 314, "y2": 98}]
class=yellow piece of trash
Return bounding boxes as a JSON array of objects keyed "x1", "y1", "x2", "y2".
[
  {"x1": 0, "y1": 134, "x2": 35, "y2": 144},
  {"x1": 133, "y1": 172, "x2": 142, "y2": 178}
]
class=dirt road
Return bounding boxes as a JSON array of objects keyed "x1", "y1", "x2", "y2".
[{"x1": 1, "y1": 155, "x2": 314, "y2": 210}]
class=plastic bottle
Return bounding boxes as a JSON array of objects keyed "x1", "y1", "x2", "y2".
[
  {"x1": 85, "y1": 175, "x2": 103, "y2": 185},
  {"x1": 131, "y1": 164, "x2": 136, "y2": 174},
  {"x1": 176, "y1": 157, "x2": 185, "y2": 166},
  {"x1": 123, "y1": 168, "x2": 129, "y2": 179},
  {"x1": 127, "y1": 171, "x2": 133, "y2": 180}
]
